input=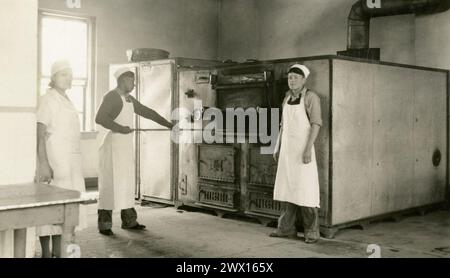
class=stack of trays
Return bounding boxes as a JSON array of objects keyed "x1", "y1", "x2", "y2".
[{"x1": 126, "y1": 48, "x2": 170, "y2": 62}]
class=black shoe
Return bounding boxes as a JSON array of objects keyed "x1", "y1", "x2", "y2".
[
  {"x1": 305, "y1": 238, "x2": 319, "y2": 244},
  {"x1": 99, "y1": 229, "x2": 114, "y2": 236},
  {"x1": 122, "y1": 223, "x2": 146, "y2": 230},
  {"x1": 269, "y1": 232, "x2": 297, "y2": 239}
]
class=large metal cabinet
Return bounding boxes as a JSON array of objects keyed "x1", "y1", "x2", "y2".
[
  {"x1": 175, "y1": 56, "x2": 449, "y2": 237},
  {"x1": 110, "y1": 58, "x2": 221, "y2": 204},
  {"x1": 330, "y1": 58, "x2": 448, "y2": 227}
]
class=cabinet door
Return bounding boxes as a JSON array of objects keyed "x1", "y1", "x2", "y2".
[
  {"x1": 177, "y1": 70, "x2": 218, "y2": 204},
  {"x1": 138, "y1": 61, "x2": 173, "y2": 201}
]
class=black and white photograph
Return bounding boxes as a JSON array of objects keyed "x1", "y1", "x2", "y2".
[{"x1": 0, "y1": 0, "x2": 449, "y2": 262}]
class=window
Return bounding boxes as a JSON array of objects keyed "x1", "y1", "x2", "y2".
[{"x1": 38, "y1": 11, "x2": 95, "y2": 131}]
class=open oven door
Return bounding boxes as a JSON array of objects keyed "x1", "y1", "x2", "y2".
[{"x1": 137, "y1": 61, "x2": 174, "y2": 204}]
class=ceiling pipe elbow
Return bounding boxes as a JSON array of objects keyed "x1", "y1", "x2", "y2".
[
  {"x1": 347, "y1": 0, "x2": 450, "y2": 50},
  {"x1": 348, "y1": 1, "x2": 371, "y2": 49}
]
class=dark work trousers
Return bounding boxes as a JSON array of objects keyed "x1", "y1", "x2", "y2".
[
  {"x1": 277, "y1": 202, "x2": 320, "y2": 240},
  {"x1": 98, "y1": 208, "x2": 138, "y2": 231}
]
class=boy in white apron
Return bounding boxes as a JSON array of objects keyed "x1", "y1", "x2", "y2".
[
  {"x1": 271, "y1": 64, "x2": 322, "y2": 244},
  {"x1": 96, "y1": 68, "x2": 173, "y2": 236}
]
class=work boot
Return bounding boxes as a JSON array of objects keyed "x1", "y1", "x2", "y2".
[
  {"x1": 269, "y1": 231, "x2": 297, "y2": 239},
  {"x1": 304, "y1": 229, "x2": 320, "y2": 244},
  {"x1": 305, "y1": 238, "x2": 319, "y2": 244},
  {"x1": 122, "y1": 223, "x2": 146, "y2": 230},
  {"x1": 99, "y1": 229, "x2": 114, "y2": 236}
]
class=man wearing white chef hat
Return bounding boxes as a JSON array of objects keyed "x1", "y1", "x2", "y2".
[
  {"x1": 113, "y1": 67, "x2": 133, "y2": 79},
  {"x1": 271, "y1": 64, "x2": 322, "y2": 244},
  {"x1": 96, "y1": 67, "x2": 173, "y2": 236}
]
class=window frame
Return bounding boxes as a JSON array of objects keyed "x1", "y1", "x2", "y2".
[{"x1": 38, "y1": 9, "x2": 97, "y2": 132}]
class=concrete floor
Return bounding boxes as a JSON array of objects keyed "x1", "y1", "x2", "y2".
[{"x1": 35, "y1": 199, "x2": 450, "y2": 258}]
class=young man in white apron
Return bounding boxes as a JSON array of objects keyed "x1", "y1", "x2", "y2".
[
  {"x1": 96, "y1": 68, "x2": 173, "y2": 236},
  {"x1": 271, "y1": 64, "x2": 322, "y2": 244}
]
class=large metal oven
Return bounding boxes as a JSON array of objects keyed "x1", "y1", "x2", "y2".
[
  {"x1": 176, "y1": 64, "x2": 284, "y2": 221},
  {"x1": 110, "y1": 55, "x2": 449, "y2": 238},
  {"x1": 175, "y1": 55, "x2": 449, "y2": 238}
]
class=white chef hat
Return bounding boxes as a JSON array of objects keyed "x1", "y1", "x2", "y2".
[
  {"x1": 114, "y1": 67, "x2": 134, "y2": 79},
  {"x1": 288, "y1": 64, "x2": 310, "y2": 79},
  {"x1": 51, "y1": 60, "x2": 72, "y2": 76}
]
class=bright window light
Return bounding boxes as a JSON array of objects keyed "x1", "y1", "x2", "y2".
[{"x1": 39, "y1": 12, "x2": 94, "y2": 131}]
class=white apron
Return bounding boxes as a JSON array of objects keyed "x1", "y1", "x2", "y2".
[
  {"x1": 37, "y1": 89, "x2": 88, "y2": 236},
  {"x1": 98, "y1": 93, "x2": 135, "y2": 211},
  {"x1": 273, "y1": 95, "x2": 320, "y2": 208}
]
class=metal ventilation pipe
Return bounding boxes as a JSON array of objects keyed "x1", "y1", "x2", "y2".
[{"x1": 348, "y1": 0, "x2": 450, "y2": 50}]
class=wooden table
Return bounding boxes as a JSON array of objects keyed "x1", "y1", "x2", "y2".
[{"x1": 0, "y1": 183, "x2": 87, "y2": 258}]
